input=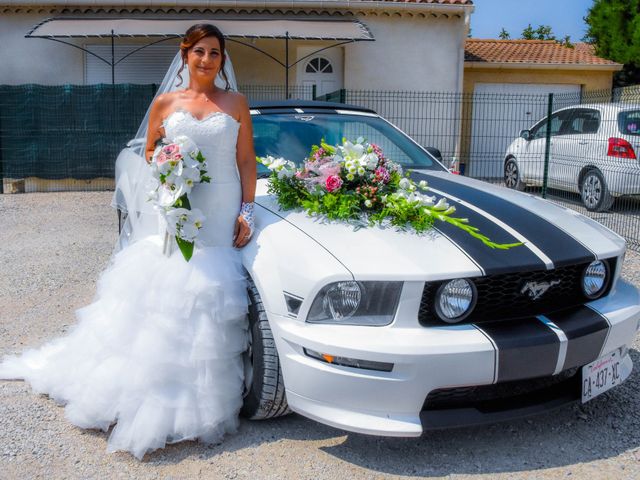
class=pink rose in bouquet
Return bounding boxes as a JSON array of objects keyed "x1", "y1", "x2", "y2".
[{"x1": 325, "y1": 175, "x2": 343, "y2": 193}]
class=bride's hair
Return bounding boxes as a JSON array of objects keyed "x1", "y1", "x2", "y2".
[{"x1": 177, "y1": 23, "x2": 232, "y2": 91}]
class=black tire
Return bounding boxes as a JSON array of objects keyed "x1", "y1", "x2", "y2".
[
  {"x1": 580, "y1": 169, "x2": 614, "y2": 212},
  {"x1": 241, "y1": 279, "x2": 291, "y2": 420},
  {"x1": 504, "y1": 158, "x2": 526, "y2": 191}
]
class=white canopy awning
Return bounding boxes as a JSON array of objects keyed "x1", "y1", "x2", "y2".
[{"x1": 27, "y1": 17, "x2": 375, "y2": 41}]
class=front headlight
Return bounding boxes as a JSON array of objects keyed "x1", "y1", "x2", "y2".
[
  {"x1": 434, "y1": 279, "x2": 477, "y2": 323},
  {"x1": 582, "y1": 260, "x2": 609, "y2": 299},
  {"x1": 306, "y1": 281, "x2": 403, "y2": 326}
]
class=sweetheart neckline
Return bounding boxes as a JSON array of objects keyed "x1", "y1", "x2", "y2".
[{"x1": 162, "y1": 108, "x2": 240, "y2": 126}]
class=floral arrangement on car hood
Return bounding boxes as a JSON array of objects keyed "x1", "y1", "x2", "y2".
[
  {"x1": 147, "y1": 135, "x2": 211, "y2": 261},
  {"x1": 257, "y1": 137, "x2": 521, "y2": 249}
]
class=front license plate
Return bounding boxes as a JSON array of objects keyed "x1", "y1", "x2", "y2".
[{"x1": 581, "y1": 350, "x2": 622, "y2": 403}]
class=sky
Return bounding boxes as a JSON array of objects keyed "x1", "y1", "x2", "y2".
[{"x1": 470, "y1": 0, "x2": 594, "y2": 42}]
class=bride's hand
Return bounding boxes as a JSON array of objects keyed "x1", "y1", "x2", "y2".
[{"x1": 233, "y1": 216, "x2": 252, "y2": 248}]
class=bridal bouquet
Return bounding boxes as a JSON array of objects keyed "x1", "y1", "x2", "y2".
[
  {"x1": 257, "y1": 137, "x2": 521, "y2": 249},
  {"x1": 147, "y1": 135, "x2": 211, "y2": 261}
]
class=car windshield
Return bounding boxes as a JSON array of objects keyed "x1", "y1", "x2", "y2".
[
  {"x1": 618, "y1": 110, "x2": 640, "y2": 136},
  {"x1": 252, "y1": 112, "x2": 445, "y2": 177}
]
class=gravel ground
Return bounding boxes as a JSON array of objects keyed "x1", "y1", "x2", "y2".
[{"x1": 1, "y1": 192, "x2": 639, "y2": 480}]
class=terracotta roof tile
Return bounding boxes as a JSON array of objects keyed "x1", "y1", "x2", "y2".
[
  {"x1": 375, "y1": 0, "x2": 473, "y2": 4},
  {"x1": 465, "y1": 39, "x2": 619, "y2": 66}
]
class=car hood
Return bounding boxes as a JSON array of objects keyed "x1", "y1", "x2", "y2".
[{"x1": 254, "y1": 171, "x2": 625, "y2": 280}]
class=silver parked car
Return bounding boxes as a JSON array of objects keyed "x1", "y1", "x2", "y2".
[{"x1": 503, "y1": 103, "x2": 640, "y2": 211}]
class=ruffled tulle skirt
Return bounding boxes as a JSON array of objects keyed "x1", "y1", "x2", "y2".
[{"x1": 0, "y1": 235, "x2": 249, "y2": 460}]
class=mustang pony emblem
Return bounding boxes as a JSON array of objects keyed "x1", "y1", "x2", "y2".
[{"x1": 521, "y1": 280, "x2": 561, "y2": 300}]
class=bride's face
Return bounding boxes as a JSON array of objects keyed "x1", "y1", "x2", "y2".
[{"x1": 186, "y1": 36, "x2": 223, "y2": 82}]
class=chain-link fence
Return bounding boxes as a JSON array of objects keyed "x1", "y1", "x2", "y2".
[
  {"x1": 0, "y1": 83, "x2": 314, "y2": 193},
  {"x1": 1, "y1": 82, "x2": 639, "y2": 249}
]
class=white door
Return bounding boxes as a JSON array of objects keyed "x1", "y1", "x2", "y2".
[
  {"x1": 469, "y1": 83, "x2": 581, "y2": 178},
  {"x1": 296, "y1": 46, "x2": 343, "y2": 99}
]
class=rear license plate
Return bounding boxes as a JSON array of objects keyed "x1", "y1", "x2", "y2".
[{"x1": 581, "y1": 349, "x2": 622, "y2": 403}]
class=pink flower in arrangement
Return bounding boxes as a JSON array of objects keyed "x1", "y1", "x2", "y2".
[
  {"x1": 319, "y1": 162, "x2": 341, "y2": 178},
  {"x1": 162, "y1": 144, "x2": 179, "y2": 155},
  {"x1": 374, "y1": 166, "x2": 390, "y2": 184},
  {"x1": 313, "y1": 148, "x2": 325, "y2": 161},
  {"x1": 371, "y1": 143, "x2": 385, "y2": 162},
  {"x1": 156, "y1": 152, "x2": 170, "y2": 165},
  {"x1": 325, "y1": 175, "x2": 343, "y2": 193}
]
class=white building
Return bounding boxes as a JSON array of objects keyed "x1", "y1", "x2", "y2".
[{"x1": 0, "y1": 1, "x2": 473, "y2": 95}]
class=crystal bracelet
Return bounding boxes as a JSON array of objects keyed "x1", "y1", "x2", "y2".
[{"x1": 239, "y1": 201, "x2": 255, "y2": 237}]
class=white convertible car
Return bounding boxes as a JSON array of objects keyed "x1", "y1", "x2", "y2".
[{"x1": 116, "y1": 100, "x2": 640, "y2": 436}]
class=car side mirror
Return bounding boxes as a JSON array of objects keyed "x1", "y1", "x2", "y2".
[{"x1": 519, "y1": 129, "x2": 532, "y2": 141}]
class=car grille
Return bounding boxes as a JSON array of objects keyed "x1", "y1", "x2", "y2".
[
  {"x1": 423, "y1": 367, "x2": 580, "y2": 411},
  {"x1": 418, "y1": 259, "x2": 615, "y2": 326}
]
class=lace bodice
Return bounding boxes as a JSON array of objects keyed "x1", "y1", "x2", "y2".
[{"x1": 162, "y1": 109, "x2": 241, "y2": 183}]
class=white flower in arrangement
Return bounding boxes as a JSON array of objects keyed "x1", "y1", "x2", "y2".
[
  {"x1": 418, "y1": 180, "x2": 428, "y2": 190},
  {"x1": 164, "y1": 208, "x2": 205, "y2": 242},
  {"x1": 172, "y1": 135, "x2": 198, "y2": 157},
  {"x1": 364, "y1": 199, "x2": 373, "y2": 208},
  {"x1": 277, "y1": 168, "x2": 295, "y2": 179},
  {"x1": 419, "y1": 194, "x2": 437, "y2": 207},
  {"x1": 340, "y1": 140, "x2": 365, "y2": 162},
  {"x1": 180, "y1": 166, "x2": 202, "y2": 191},
  {"x1": 346, "y1": 173, "x2": 355, "y2": 181},
  {"x1": 357, "y1": 166, "x2": 366, "y2": 176},
  {"x1": 433, "y1": 197, "x2": 450, "y2": 210},
  {"x1": 363, "y1": 153, "x2": 379, "y2": 170},
  {"x1": 398, "y1": 178, "x2": 411, "y2": 190}
]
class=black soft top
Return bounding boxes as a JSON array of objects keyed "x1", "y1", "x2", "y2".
[{"x1": 248, "y1": 99, "x2": 377, "y2": 115}]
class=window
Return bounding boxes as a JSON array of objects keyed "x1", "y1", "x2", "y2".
[
  {"x1": 531, "y1": 110, "x2": 573, "y2": 139},
  {"x1": 565, "y1": 109, "x2": 601, "y2": 135},
  {"x1": 305, "y1": 57, "x2": 333, "y2": 74},
  {"x1": 618, "y1": 110, "x2": 640, "y2": 136}
]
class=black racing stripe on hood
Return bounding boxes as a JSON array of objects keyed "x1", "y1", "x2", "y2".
[
  {"x1": 431, "y1": 197, "x2": 546, "y2": 275},
  {"x1": 545, "y1": 306, "x2": 609, "y2": 371},
  {"x1": 411, "y1": 172, "x2": 595, "y2": 267},
  {"x1": 476, "y1": 318, "x2": 559, "y2": 383}
]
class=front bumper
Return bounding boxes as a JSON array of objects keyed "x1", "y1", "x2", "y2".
[{"x1": 269, "y1": 280, "x2": 640, "y2": 436}]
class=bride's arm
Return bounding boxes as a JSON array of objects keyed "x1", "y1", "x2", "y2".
[
  {"x1": 234, "y1": 93, "x2": 257, "y2": 248},
  {"x1": 144, "y1": 94, "x2": 171, "y2": 163}
]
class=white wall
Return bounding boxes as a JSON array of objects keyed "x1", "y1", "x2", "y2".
[
  {"x1": 0, "y1": 13, "x2": 85, "y2": 85},
  {"x1": 345, "y1": 14, "x2": 465, "y2": 92}
]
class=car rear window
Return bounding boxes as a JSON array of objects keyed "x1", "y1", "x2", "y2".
[{"x1": 618, "y1": 110, "x2": 640, "y2": 136}]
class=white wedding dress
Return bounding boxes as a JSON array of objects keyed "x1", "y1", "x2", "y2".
[{"x1": 0, "y1": 109, "x2": 249, "y2": 460}]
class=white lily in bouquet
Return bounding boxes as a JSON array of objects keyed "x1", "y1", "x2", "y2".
[{"x1": 147, "y1": 135, "x2": 211, "y2": 261}]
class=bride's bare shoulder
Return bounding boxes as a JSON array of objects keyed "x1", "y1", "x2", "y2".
[{"x1": 223, "y1": 90, "x2": 250, "y2": 118}]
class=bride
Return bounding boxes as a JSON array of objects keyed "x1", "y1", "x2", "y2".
[{"x1": 0, "y1": 23, "x2": 256, "y2": 460}]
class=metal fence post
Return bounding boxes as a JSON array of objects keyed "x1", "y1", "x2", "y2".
[
  {"x1": 542, "y1": 92, "x2": 554, "y2": 199},
  {"x1": 312, "y1": 84, "x2": 316, "y2": 100},
  {"x1": 340, "y1": 88, "x2": 346, "y2": 104},
  {"x1": 0, "y1": 91, "x2": 3, "y2": 194}
]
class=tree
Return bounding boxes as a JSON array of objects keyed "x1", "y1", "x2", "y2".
[
  {"x1": 521, "y1": 24, "x2": 557, "y2": 41},
  {"x1": 499, "y1": 28, "x2": 511, "y2": 40},
  {"x1": 584, "y1": 0, "x2": 640, "y2": 86}
]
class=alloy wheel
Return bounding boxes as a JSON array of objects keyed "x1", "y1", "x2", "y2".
[
  {"x1": 582, "y1": 173, "x2": 602, "y2": 210},
  {"x1": 504, "y1": 160, "x2": 519, "y2": 189}
]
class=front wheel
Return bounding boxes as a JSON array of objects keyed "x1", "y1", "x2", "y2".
[
  {"x1": 241, "y1": 279, "x2": 291, "y2": 420},
  {"x1": 581, "y1": 169, "x2": 614, "y2": 212},
  {"x1": 504, "y1": 158, "x2": 526, "y2": 191}
]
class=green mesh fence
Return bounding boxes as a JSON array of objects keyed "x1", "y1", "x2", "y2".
[{"x1": 0, "y1": 84, "x2": 156, "y2": 187}]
